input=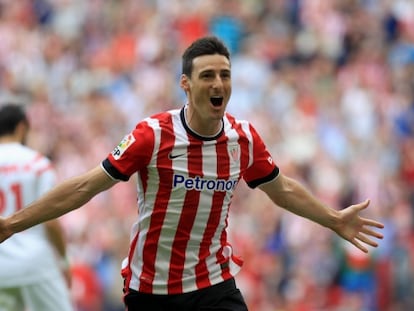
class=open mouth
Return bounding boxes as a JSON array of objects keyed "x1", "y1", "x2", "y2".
[{"x1": 210, "y1": 96, "x2": 223, "y2": 107}]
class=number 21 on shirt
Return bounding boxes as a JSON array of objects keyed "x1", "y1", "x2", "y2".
[{"x1": 0, "y1": 183, "x2": 23, "y2": 214}]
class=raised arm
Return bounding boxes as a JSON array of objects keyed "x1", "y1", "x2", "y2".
[
  {"x1": 0, "y1": 165, "x2": 118, "y2": 243},
  {"x1": 258, "y1": 173, "x2": 384, "y2": 253}
]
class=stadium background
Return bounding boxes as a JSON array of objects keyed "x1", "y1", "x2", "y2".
[{"x1": 0, "y1": 0, "x2": 413, "y2": 310}]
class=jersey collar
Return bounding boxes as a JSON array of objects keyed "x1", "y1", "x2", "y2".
[{"x1": 180, "y1": 106, "x2": 224, "y2": 141}]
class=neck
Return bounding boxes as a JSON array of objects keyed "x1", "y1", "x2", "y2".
[
  {"x1": 185, "y1": 106, "x2": 223, "y2": 137},
  {"x1": 0, "y1": 136, "x2": 19, "y2": 144},
  {"x1": 0, "y1": 123, "x2": 28, "y2": 145},
  {"x1": 0, "y1": 130, "x2": 25, "y2": 144}
]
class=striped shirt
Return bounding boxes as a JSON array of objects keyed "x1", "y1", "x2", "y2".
[{"x1": 102, "y1": 107, "x2": 279, "y2": 295}]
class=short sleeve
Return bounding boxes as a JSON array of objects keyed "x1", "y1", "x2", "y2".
[
  {"x1": 102, "y1": 121, "x2": 155, "y2": 181},
  {"x1": 243, "y1": 124, "x2": 279, "y2": 188}
]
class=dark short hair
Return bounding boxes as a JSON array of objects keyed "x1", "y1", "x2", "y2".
[
  {"x1": 182, "y1": 36, "x2": 230, "y2": 77},
  {"x1": 0, "y1": 104, "x2": 29, "y2": 137}
]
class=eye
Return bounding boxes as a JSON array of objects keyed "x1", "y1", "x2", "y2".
[{"x1": 201, "y1": 72, "x2": 214, "y2": 79}]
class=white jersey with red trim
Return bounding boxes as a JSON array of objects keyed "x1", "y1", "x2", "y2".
[
  {"x1": 0, "y1": 143, "x2": 62, "y2": 287},
  {"x1": 102, "y1": 107, "x2": 279, "y2": 295}
]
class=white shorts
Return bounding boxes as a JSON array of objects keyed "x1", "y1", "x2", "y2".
[{"x1": 0, "y1": 274, "x2": 73, "y2": 311}]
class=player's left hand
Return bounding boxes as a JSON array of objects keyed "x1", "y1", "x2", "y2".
[{"x1": 332, "y1": 199, "x2": 384, "y2": 253}]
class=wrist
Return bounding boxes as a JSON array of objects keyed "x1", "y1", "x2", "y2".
[{"x1": 325, "y1": 208, "x2": 341, "y2": 231}]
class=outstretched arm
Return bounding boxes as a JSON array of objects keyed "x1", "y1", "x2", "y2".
[
  {"x1": 0, "y1": 165, "x2": 118, "y2": 243},
  {"x1": 258, "y1": 173, "x2": 384, "y2": 253}
]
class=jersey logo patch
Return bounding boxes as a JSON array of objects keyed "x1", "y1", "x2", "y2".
[{"x1": 112, "y1": 134, "x2": 136, "y2": 160}]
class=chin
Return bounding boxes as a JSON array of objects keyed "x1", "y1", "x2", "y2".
[{"x1": 211, "y1": 110, "x2": 225, "y2": 119}]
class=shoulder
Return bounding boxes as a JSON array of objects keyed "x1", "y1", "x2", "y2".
[
  {"x1": 0, "y1": 143, "x2": 53, "y2": 173},
  {"x1": 135, "y1": 108, "x2": 182, "y2": 135},
  {"x1": 223, "y1": 112, "x2": 258, "y2": 136},
  {"x1": 25, "y1": 148, "x2": 53, "y2": 172},
  {"x1": 146, "y1": 108, "x2": 181, "y2": 124},
  {"x1": 119, "y1": 108, "x2": 181, "y2": 150},
  {"x1": 1, "y1": 143, "x2": 48, "y2": 162}
]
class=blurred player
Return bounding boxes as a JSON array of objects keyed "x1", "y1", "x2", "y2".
[
  {"x1": 0, "y1": 37, "x2": 384, "y2": 311},
  {"x1": 0, "y1": 104, "x2": 73, "y2": 311}
]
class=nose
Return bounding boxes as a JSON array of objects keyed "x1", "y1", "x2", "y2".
[{"x1": 212, "y1": 74, "x2": 223, "y2": 89}]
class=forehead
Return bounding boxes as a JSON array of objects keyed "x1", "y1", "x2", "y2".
[{"x1": 192, "y1": 54, "x2": 230, "y2": 74}]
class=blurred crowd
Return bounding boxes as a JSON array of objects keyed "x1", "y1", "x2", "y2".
[{"x1": 0, "y1": 0, "x2": 413, "y2": 310}]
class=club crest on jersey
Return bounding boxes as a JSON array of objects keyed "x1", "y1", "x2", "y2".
[
  {"x1": 228, "y1": 145, "x2": 240, "y2": 163},
  {"x1": 112, "y1": 134, "x2": 135, "y2": 160}
]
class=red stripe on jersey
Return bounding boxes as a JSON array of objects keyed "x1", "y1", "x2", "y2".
[
  {"x1": 168, "y1": 136, "x2": 202, "y2": 293},
  {"x1": 138, "y1": 115, "x2": 175, "y2": 293},
  {"x1": 134, "y1": 121, "x2": 155, "y2": 194},
  {"x1": 35, "y1": 164, "x2": 53, "y2": 177}
]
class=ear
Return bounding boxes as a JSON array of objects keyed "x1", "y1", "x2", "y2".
[
  {"x1": 180, "y1": 74, "x2": 190, "y2": 93},
  {"x1": 15, "y1": 120, "x2": 29, "y2": 144}
]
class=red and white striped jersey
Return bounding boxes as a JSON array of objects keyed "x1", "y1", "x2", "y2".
[{"x1": 102, "y1": 107, "x2": 279, "y2": 295}]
